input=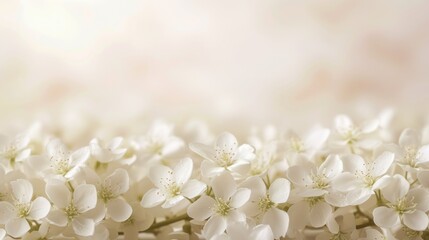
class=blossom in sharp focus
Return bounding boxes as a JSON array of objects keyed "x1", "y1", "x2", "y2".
[
  {"x1": 28, "y1": 139, "x2": 90, "y2": 179},
  {"x1": 241, "y1": 176, "x2": 290, "y2": 239},
  {"x1": 187, "y1": 171, "x2": 250, "y2": 239},
  {"x1": 141, "y1": 157, "x2": 206, "y2": 208},
  {"x1": 45, "y1": 182, "x2": 97, "y2": 236},
  {"x1": 0, "y1": 179, "x2": 50, "y2": 238},
  {"x1": 373, "y1": 174, "x2": 429, "y2": 231},
  {"x1": 190, "y1": 132, "x2": 255, "y2": 178},
  {"x1": 332, "y1": 151, "x2": 395, "y2": 205},
  {"x1": 97, "y1": 168, "x2": 132, "y2": 222},
  {"x1": 393, "y1": 128, "x2": 429, "y2": 171}
]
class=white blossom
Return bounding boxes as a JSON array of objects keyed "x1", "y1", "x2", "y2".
[
  {"x1": 187, "y1": 172, "x2": 250, "y2": 239},
  {"x1": 0, "y1": 179, "x2": 50, "y2": 238},
  {"x1": 141, "y1": 157, "x2": 206, "y2": 208},
  {"x1": 190, "y1": 132, "x2": 255, "y2": 178}
]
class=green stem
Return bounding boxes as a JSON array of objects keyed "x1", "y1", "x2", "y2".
[{"x1": 145, "y1": 213, "x2": 191, "y2": 233}]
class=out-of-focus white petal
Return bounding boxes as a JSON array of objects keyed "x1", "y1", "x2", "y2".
[
  {"x1": 70, "y1": 147, "x2": 90, "y2": 166},
  {"x1": 5, "y1": 217, "x2": 30, "y2": 238},
  {"x1": 72, "y1": 216, "x2": 95, "y2": 236},
  {"x1": 287, "y1": 201, "x2": 309, "y2": 230},
  {"x1": 403, "y1": 210, "x2": 429, "y2": 231},
  {"x1": 28, "y1": 197, "x2": 50, "y2": 220},
  {"x1": 148, "y1": 165, "x2": 172, "y2": 189},
  {"x1": 216, "y1": 132, "x2": 238, "y2": 150},
  {"x1": 309, "y1": 202, "x2": 331, "y2": 228},
  {"x1": 189, "y1": 143, "x2": 216, "y2": 161},
  {"x1": 236, "y1": 144, "x2": 255, "y2": 161},
  {"x1": 140, "y1": 188, "x2": 165, "y2": 208},
  {"x1": 173, "y1": 158, "x2": 193, "y2": 185},
  {"x1": 212, "y1": 172, "x2": 236, "y2": 200},
  {"x1": 187, "y1": 195, "x2": 215, "y2": 221},
  {"x1": 304, "y1": 128, "x2": 330, "y2": 152},
  {"x1": 416, "y1": 145, "x2": 429, "y2": 165},
  {"x1": 417, "y1": 170, "x2": 429, "y2": 188},
  {"x1": 0, "y1": 202, "x2": 15, "y2": 224},
  {"x1": 335, "y1": 115, "x2": 353, "y2": 134},
  {"x1": 229, "y1": 188, "x2": 250, "y2": 208},
  {"x1": 371, "y1": 151, "x2": 394, "y2": 177},
  {"x1": 46, "y1": 209, "x2": 68, "y2": 227},
  {"x1": 201, "y1": 160, "x2": 225, "y2": 177},
  {"x1": 15, "y1": 149, "x2": 31, "y2": 162},
  {"x1": 269, "y1": 178, "x2": 290, "y2": 204},
  {"x1": 202, "y1": 215, "x2": 227, "y2": 239},
  {"x1": 262, "y1": 208, "x2": 289, "y2": 239},
  {"x1": 45, "y1": 182, "x2": 71, "y2": 209},
  {"x1": 105, "y1": 168, "x2": 129, "y2": 196},
  {"x1": 10, "y1": 179, "x2": 33, "y2": 203},
  {"x1": 73, "y1": 184, "x2": 97, "y2": 213},
  {"x1": 399, "y1": 129, "x2": 420, "y2": 148},
  {"x1": 372, "y1": 207, "x2": 399, "y2": 228},
  {"x1": 181, "y1": 179, "x2": 206, "y2": 199},
  {"x1": 107, "y1": 198, "x2": 132, "y2": 222},
  {"x1": 361, "y1": 120, "x2": 379, "y2": 134}
]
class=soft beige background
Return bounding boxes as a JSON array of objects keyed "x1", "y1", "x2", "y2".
[{"x1": 1, "y1": 1, "x2": 429, "y2": 135}]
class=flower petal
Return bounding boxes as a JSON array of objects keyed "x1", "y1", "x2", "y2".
[
  {"x1": 69, "y1": 147, "x2": 90, "y2": 166},
  {"x1": 181, "y1": 179, "x2": 206, "y2": 199},
  {"x1": 189, "y1": 143, "x2": 216, "y2": 161},
  {"x1": 403, "y1": 210, "x2": 429, "y2": 231},
  {"x1": 269, "y1": 178, "x2": 290, "y2": 204},
  {"x1": 162, "y1": 195, "x2": 184, "y2": 208},
  {"x1": 5, "y1": 217, "x2": 30, "y2": 238},
  {"x1": 202, "y1": 215, "x2": 227, "y2": 239},
  {"x1": 107, "y1": 198, "x2": 133, "y2": 222},
  {"x1": 318, "y1": 155, "x2": 342, "y2": 179},
  {"x1": 73, "y1": 184, "x2": 97, "y2": 213},
  {"x1": 10, "y1": 179, "x2": 33, "y2": 203},
  {"x1": 371, "y1": 151, "x2": 394, "y2": 177},
  {"x1": 201, "y1": 160, "x2": 225, "y2": 177},
  {"x1": 262, "y1": 208, "x2": 289, "y2": 239},
  {"x1": 408, "y1": 188, "x2": 429, "y2": 212},
  {"x1": 28, "y1": 197, "x2": 51, "y2": 220},
  {"x1": 236, "y1": 144, "x2": 255, "y2": 161},
  {"x1": 0, "y1": 202, "x2": 15, "y2": 224},
  {"x1": 104, "y1": 168, "x2": 129, "y2": 196},
  {"x1": 381, "y1": 175, "x2": 409, "y2": 203},
  {"x1": 212, "y1": 171, "x2": 236, "y2": 200},
  {"x1": 331, "y1": 173, "x2": 356, "y2": 192},
  {"x1": 250, "y1": 224, "x2": 274, "y2": 240},
  {"x1": 416, "y1": 145, "x2": 429, "y2": 165},
  {"x1": 46, "y1": 209, "x2": 68, "y2": 227},
  {"x1": 187, "y1": 195, "x2": 215, "y2": 221},
  {"x1": 45, "y1": 182, "x2": 71, "y2": 209},
  {"x1": 216, "y1": 132, "x2": 238, "y2": 150},
  {"x1": 372, "y1": 206, "x2": 399, "y2": 228},
  {"x1": 173, "y1": 157, "x2": 193, "y2": 185},
  {"x1": 287, "y1": 165, "x2": 312, "y2": 187},
  {"x1": 229, "y1": 188, "x2": 251, "y2": 208},
  {"x1": 309, "y1": 201, "x2": 331, "y2": 228},
  {"x1": 140, "y1": 188, "x2": 166, "y2": 208},
  {"x1": 399, "y1": 128, "x2": 420, "y2": 148},
  {"x1": 148, "y1": 165, "x2": 172, "y2": 189},
  {"x1": 72, "y1": 216, "x2": 95, "y2": 236},
  {"x1": 341, "y1": 154, "x2": 366, "y2": 173}
]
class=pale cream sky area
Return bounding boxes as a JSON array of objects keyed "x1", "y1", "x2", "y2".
[{"x1": 1, "y1": 1, "x2": 429, "y2": 135}]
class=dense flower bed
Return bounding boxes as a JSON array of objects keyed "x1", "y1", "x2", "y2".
[{"x1": 0, "y1": 112, "x2": 429, "y2": 239}]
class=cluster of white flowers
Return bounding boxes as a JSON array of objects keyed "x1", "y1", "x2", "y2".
[{"x1": 1, "y1": 112, "x2": 429, "y2": 240}]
